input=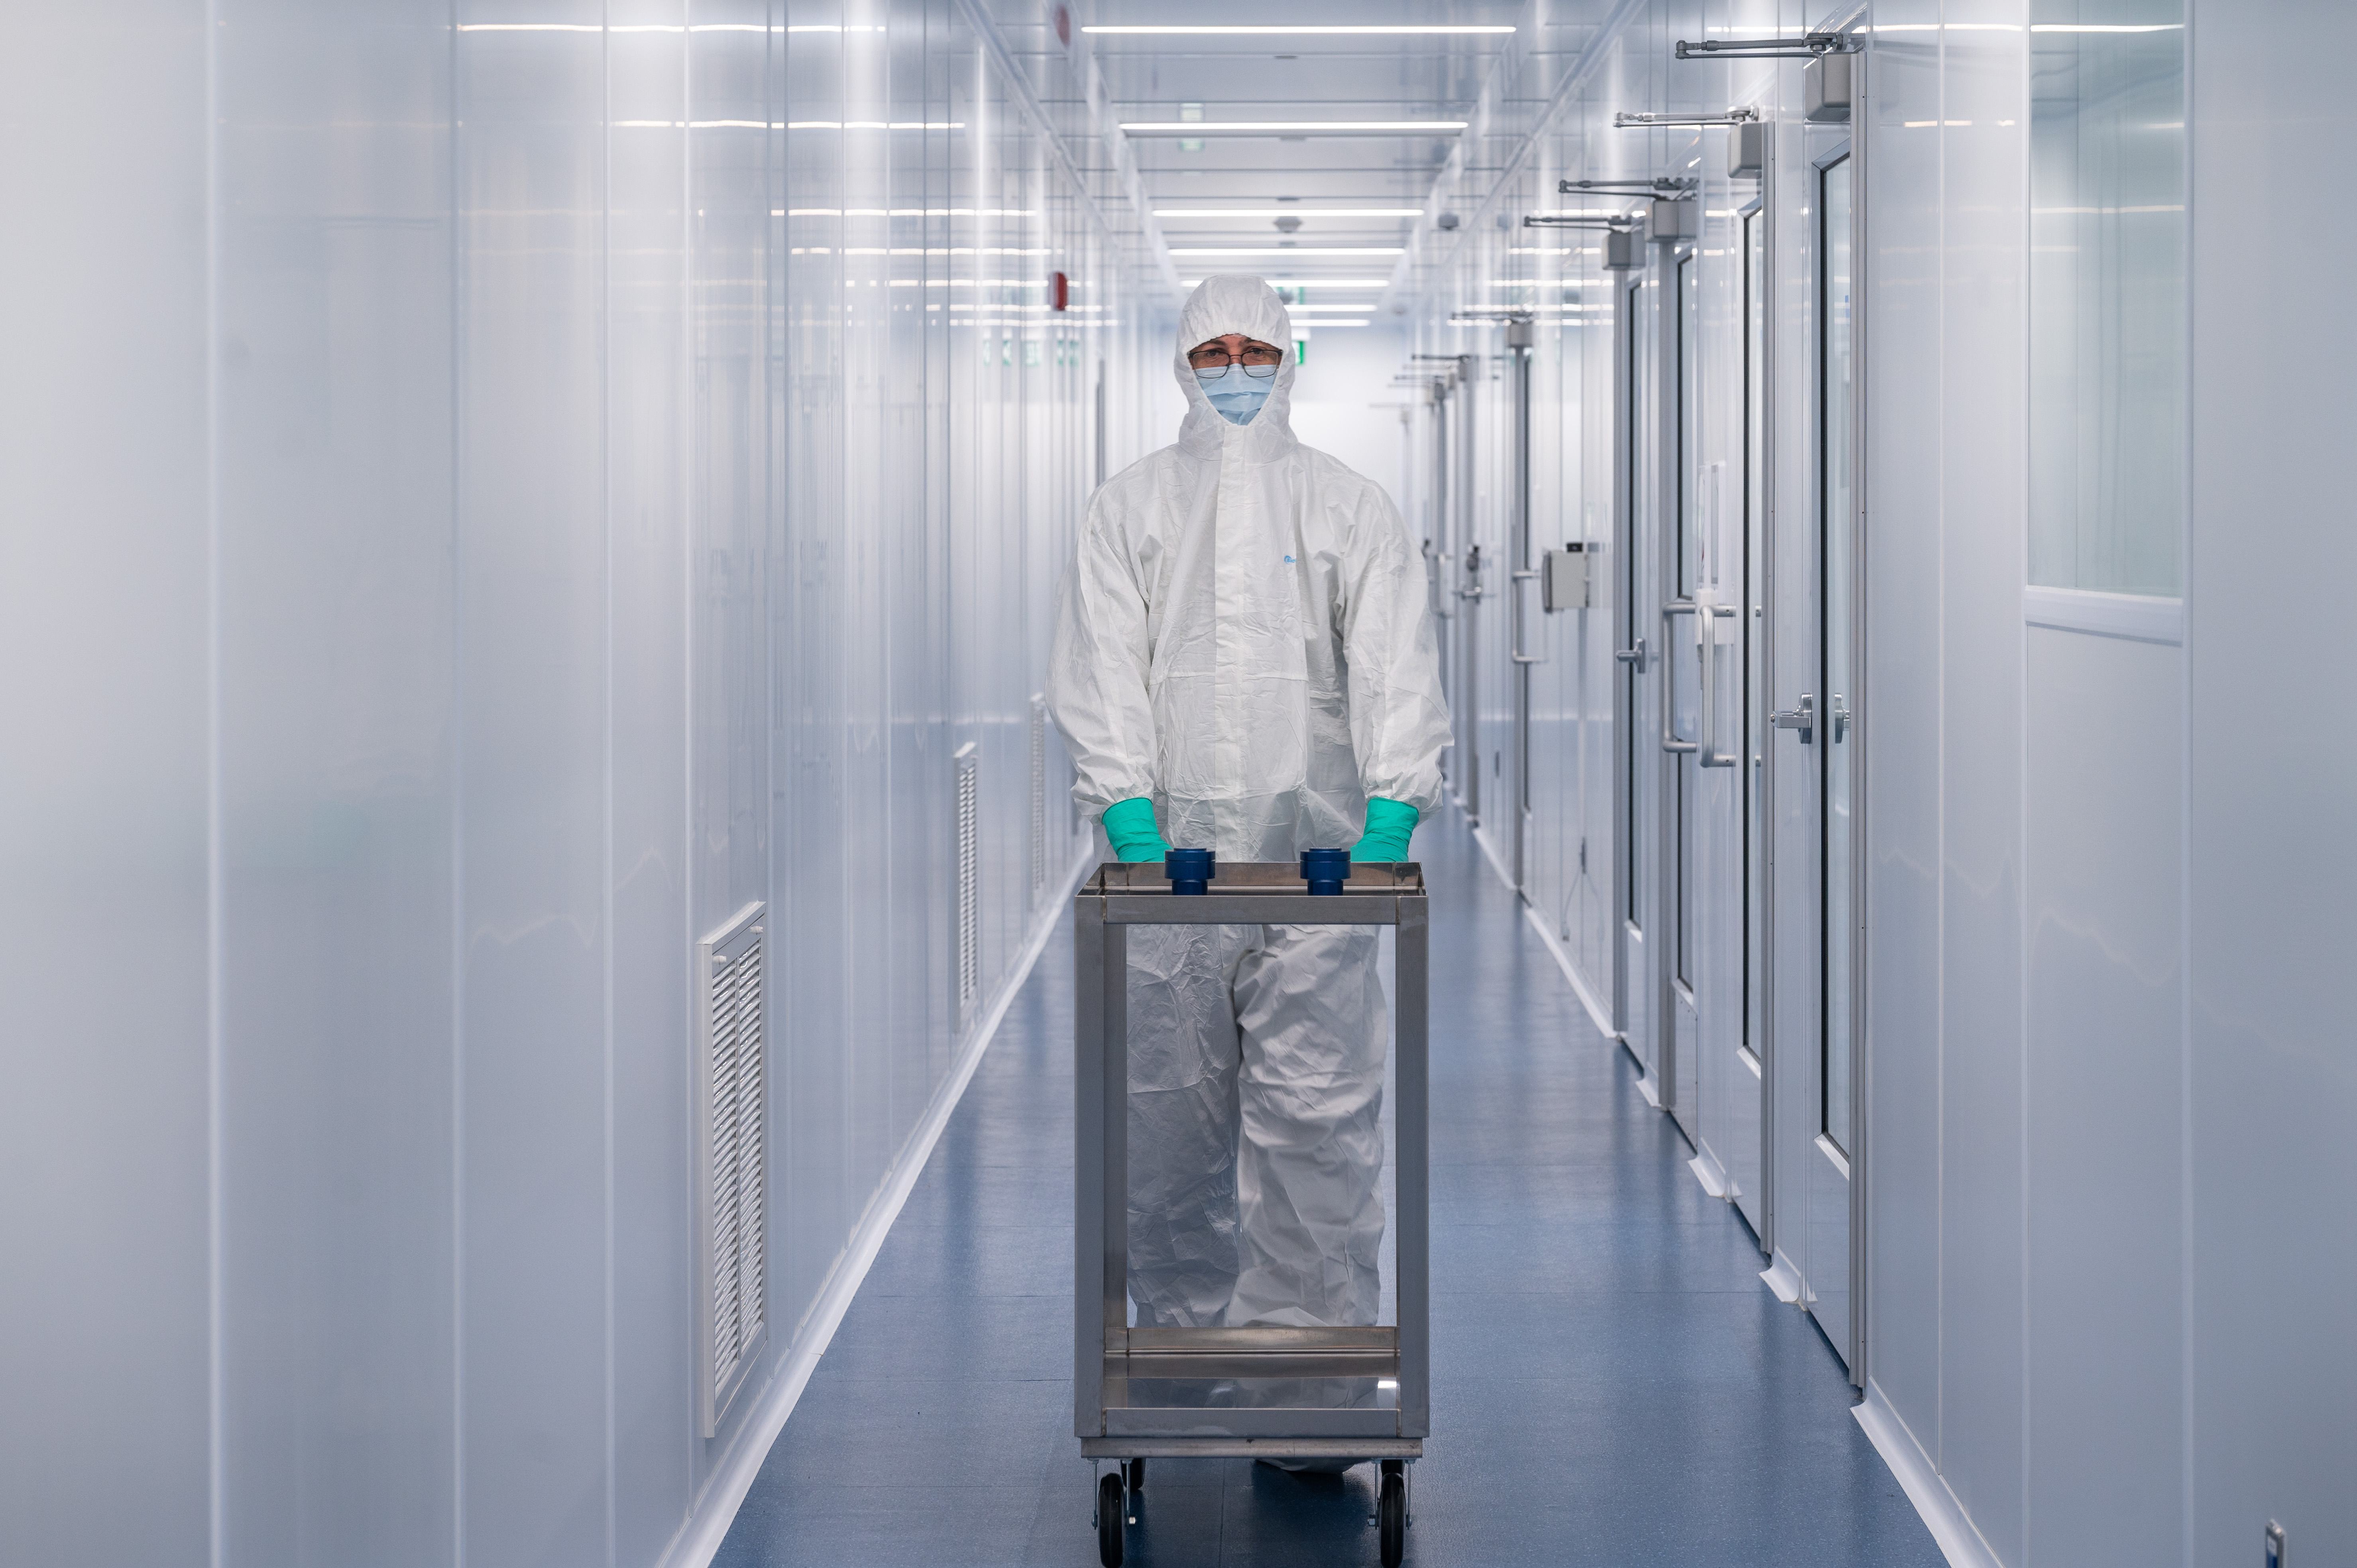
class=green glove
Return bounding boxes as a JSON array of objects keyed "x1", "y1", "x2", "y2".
[
  {"x1": 1352, "y1": 796, "x2": 1419, "y2": 862},
  {"x1": 1101, "y1": 797, "x2": 1172, "y2": 863}
]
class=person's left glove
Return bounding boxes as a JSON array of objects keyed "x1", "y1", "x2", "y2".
[
  {"x1": 1100, "y1": 797, "x2": 1172, "y2": 863},
  {"x1": 1351, "y1": 797, "x2": 1420, "y2": 862}
]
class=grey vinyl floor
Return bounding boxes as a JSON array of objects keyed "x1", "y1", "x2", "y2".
[{"x1": 711, "y1": 815, "x2": 1944, "y2": 1566}]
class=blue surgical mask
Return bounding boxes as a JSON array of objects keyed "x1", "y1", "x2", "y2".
[{"x1": 1195, "y1": 364, "x2": 1273, "y2": 426}]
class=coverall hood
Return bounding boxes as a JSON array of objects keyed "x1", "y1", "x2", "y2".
[{"x1": 1174, "y1": 275, "x2": 1297, "y2": 459}]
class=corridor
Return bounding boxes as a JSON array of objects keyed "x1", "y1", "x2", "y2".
[
  {"x1": 11, "y1": 4, "x2": 2352, "y2": 1567},
  {"x1": 713, "y1": 819, "x2": 1938, "y2": 1566}
]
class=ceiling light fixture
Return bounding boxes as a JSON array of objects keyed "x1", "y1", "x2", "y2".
[
  {"x1": 1168, "y1": 246, "x2": 1406, "y2": 257},
  {"x1": 1181, "y1": 278, "x2": 1390, "y2": 288},
  {"x1": 1153, "y1": 208, "x2": 1426, "y2": 218},
  {"x1": 1086, "y1": 25, "x2": 1513, "y2": 35},
  {"x1": 1121, "y1": 120, "x2": 1467, "y2": 134}
]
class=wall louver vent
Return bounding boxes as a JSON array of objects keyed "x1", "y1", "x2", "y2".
[
  {"x1": 1030, "y1": 694, "x2": 1048, "y2": 897},
  {"x1": 698, "y1": 902, "x2": 768, "y2": 1437},
  {"x1": 955, "y1": 742, "x2": 980, "y2": 1016}
]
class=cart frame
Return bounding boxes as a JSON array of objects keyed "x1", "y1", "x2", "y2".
[{"x1": 1073, "y1": 861, "x2": 1430, "y2": 1461}]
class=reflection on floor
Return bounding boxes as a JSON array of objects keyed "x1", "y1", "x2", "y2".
[{"x1": 713, "y1": 815, "x2": 1942, "y2": 1566}]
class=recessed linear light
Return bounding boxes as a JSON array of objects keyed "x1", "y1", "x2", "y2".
[
  {"x1": 1181, "y1": 278, "x2": 1390, "y2": 288},
  {"x1": 1154, "y1": 208, "x2": 1425, "y2": 218},
  {"x1": 1169, "y1": 247, "x2": 1405, "y2": 257},
  {"x1": 1087, "y1": 25, "x2": 1513, "y2": 35},
  {"x1": 1122, "y1": 120, "x2": 1467, "y2": 134}
]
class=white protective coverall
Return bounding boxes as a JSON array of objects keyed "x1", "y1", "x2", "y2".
[{"x1": 1046, "y1": 275, "x2": 1451, "y2": 1331}]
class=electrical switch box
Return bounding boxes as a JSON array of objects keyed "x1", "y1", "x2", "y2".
[{"x1": 1542, "y1": 543, "x2": 1592, "y2": 612}]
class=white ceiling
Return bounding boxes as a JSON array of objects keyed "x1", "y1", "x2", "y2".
[{"x1": 1076, "y1": 3, "x2": 1537, "y2": 298}]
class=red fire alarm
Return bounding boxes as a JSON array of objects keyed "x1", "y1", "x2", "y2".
[
  {"x1": 1054, "y1": 5, "x2": 1071, "y2": 47},
  {"x1": 1050, "y1": 270, "x2": 1069, "y2": 312}
]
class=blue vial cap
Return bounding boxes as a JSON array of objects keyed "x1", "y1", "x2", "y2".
[
  {"x1": 1165, "y1": 846, "x2": 1215, "y2": 896},
  {"x1": 1299, "y1": 848, "x2": 1351, "y2": 896}
]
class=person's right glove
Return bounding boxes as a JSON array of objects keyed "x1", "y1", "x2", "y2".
[
  {"x1": 1101, "y1": 797, "x2": 1172, "y2": 863},
  {"x1": 1351, "y1": 797, "x2": 1420, "y2": 862}
]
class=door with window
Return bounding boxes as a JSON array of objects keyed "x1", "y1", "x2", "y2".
[
  {"x1": 1769, "y1": 138, "x2": 1860, "y2": 1373},
  {"x1": 1613, "y1": 269, "x2": 1657, "y2": 1085},
  {"x1": 1657, "y1": 241, "x2": 1708, "y2": 1144}
]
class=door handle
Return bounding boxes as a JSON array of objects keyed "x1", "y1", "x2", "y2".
[
  {"x1": 1615, "y1": 638, "x2": 1648, "y2": 670},
  {"x1": 1510, "y1": 570, "x2": 1543, "y2": 664},
  {"x1": 1769, "y1": 694, "x2": 1814, "y2": 744},
  {"x1": 1660, "y1": 602, "x2": 1698, "y2": 755},
  {"x1": 1699, "y1": 605, "x2": 1739, "y2": 768},
  {"x1": 1830, "y1": 693, "x2": 1850, "y2": 743}
]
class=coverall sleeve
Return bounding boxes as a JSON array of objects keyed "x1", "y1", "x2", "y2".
[
  {"x1": 1338, "y1": 481, "x2": 1451, "y2": 817},
  {"x1": 1046, "y1": 495, "x2": 1158, "y2": 821}
]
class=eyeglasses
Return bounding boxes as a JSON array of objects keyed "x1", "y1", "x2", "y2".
[{"x1": 1187, "y1": 342, "x2": 1285, "y2": 377}]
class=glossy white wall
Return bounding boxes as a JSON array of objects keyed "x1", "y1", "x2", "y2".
[
  {"x1": 2186, "y1": 2, "x2": 2357, "y2": 1561},
  {"x1": 0, "y1": 4, "x2": 1152, "y2": 1565},
  {"x1": 1393, "y1": 2, "x2": 2357, "y2": 1564},
  {"x1": 1857, "y1": 8, "x2": 2195, "y2": 1566}
]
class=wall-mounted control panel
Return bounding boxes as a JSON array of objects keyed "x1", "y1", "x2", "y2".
[{"x1": 1542, "y1": 542, "x2": 1592, "y2": 612}]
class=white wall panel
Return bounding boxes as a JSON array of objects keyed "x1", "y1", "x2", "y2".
[
  {"x1": 2023, "y1": 627, "x2": 2182, "y2": 1566},
  {"x1": 0, "y1": 4, "x2": 1148, "y2": 1564},
  {"x1": 2188, "y1": 2, "x2": 2357, "y2": 1561},
  {"x1": 1858, "y1": 0, "x2": 1945, "y2": 1447},
  {"x1": 0, "y1": 6, "x2": 214, "y2": 1565},
  {"x1": 213, "y1": 5, "x2": 462, "y2": 1563},
  {"x1": 1932, "y1": 13, "x2": 2029, "y2": 1555},
  {"x1": 609, "y1": 15, "x2": 697, "y2": 1566}
]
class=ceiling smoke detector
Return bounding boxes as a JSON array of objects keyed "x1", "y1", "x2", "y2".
[
  {"x1": 1274, "y1": 216, "x2": 1303, "y2": 234},
  {"x1": 1436, "y1": 212, "x2": 1461, "y2": 231}
]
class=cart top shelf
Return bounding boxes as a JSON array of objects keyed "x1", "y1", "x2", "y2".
[{"x1": 1077, "y1": 862, "x2": 1427, "y2": 925}]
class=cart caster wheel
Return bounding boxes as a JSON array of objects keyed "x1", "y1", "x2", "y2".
[
  {"x1": 1097, "y1": 1471, "x2": 1125, "y2": 1567},
  {"x1": 1377, "y1": 1462, "x2": 1406, "y2": 1567},
  {"x1": 1127, "y1": 1457, "x2": 1145, "y2": 1493}
]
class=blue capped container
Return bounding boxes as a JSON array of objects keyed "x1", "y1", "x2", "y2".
[
  {"x1": 1299, "y1": 848, "x2": 1351, "y2": 896},
  {"x1": 1164, "y1": 847, "x2": 1216, "y2": 895}
]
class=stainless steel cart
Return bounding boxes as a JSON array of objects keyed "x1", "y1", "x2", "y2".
[{"x1": 1075, "y1": 861, "x2": 1428, "y2": 1567}]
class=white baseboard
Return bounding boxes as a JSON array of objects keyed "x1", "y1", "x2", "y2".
[
  {"x1": 1759, "y1": 1249, "x2": 1806, "y2": 1305},
  {"x1": 1688, "y1": 1149, "x2": 1733, "y2": 1201},
  {"x1": 655, "y1": 843, "x2": 1095, "y2": 1568},
  {"x1": 1853, "y1": 1383, "x2": 2005, "y2": 1568},
  {"x1": 1517, "y1": 902, "x2": 1617, "y2": 1046},
  {"x1": 1453, "y1": 803, "x2": 1618, "y2": 1045},
  {"x1": 1470, "y1": 819, "x2": 1516, "y2": 892}
]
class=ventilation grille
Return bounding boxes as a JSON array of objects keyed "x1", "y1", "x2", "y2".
[
  {"x1": 699, "y1": 902, "x2": 767, "y2": 1437},
  {"x1": 955, "y1": 743, "x2": 981, "y2": 1015},
  {"x1": 1030, "y1": 694, "x2": 1048, "y2": 896}
]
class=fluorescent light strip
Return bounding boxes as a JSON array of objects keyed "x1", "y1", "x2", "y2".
[
  {"x1": 2029, "y1": 22, "x2": 2182, "y2": 30},
  {"x1": 1086, "y1": 25, "x2": 1513, "y2": 34},
  {"x1": 457, "y1": 21, "x2": 886, "y2": 31},
  {"x1": 1181, "y1": 278, "x2": 1390, "y2": 288},
  {"x1": 1154, "y1": 208, "x2": 1425, "y2": 218},
  {"x1": 1121, "y1": 121, "x2": 1466, "y2": 134},
  {"x1": 778, "y1": 208, "x2": 1035, "y2": 217},
  {"x1": 612, "y1": 120, "x2": 963, "y2": 130},
  {"x1": 1170, "y1": 247, "x2": 1404, "y2": 257},
  {"x1": 1295, "y1": 320, "x2": 1373, "y2": 326}
]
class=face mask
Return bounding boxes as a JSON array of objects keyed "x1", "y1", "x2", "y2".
[{"x1": 1194, "y1": 364, "x2": 1273, "y2": 426}]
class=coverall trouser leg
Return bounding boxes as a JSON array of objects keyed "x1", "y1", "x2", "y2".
[{"x1": 1124, "y1": 924, "x2": 1388, "y2": 1332}]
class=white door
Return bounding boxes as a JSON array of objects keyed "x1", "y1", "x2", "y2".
[
  {"x1": 1614, "y1": 270, "x2": 1657, "y2": 1085},
  {"x1": 1776, "y1": 141, "x2": 1859, "y2": 1372}
]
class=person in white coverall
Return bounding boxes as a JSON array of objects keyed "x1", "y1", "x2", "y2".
[{"x1": 1046, "y1": 275, "x2": 1451, "y2": 1340}]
